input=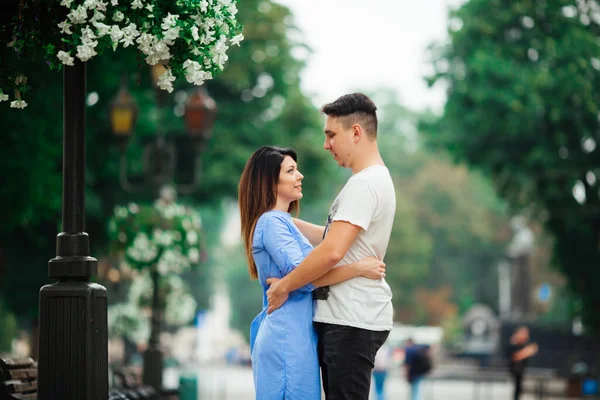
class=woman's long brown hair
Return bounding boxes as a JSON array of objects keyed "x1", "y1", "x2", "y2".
[{"x1": 238, "y1": 146, "x2": 299, "y2": 279}]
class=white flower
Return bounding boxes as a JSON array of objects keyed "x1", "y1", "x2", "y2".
[
  {"x1": 157, "y1": 69, "x2": 175, "y2": 93},
  {"x1": 93, "y1": 22, "x2": 111, "y2": 37},
  {"x1": 157, "y1": 249, "x2": 190, "y2": 275},
  {"x1": 163, "y1": 26, "x2": 181, "y2": 43},
  {"x1": 161, "y1": 13, "x2": 179, "y2": 30},
  {"x1": 113, "y1": 11, "x2": 125, "y2": 22},
  {"x1": 111, "y1": 0, "x2": 118, "y2": 5},
  {"x1": 10, "y1": 100, "x2": 27, "y2": 109},
  {"x1": 188, "y1": 248, "x2": 200, "y2": 263},
  {"x1": 14, "y1": 74, "x2": 27, "y2": 85},
  {"x1": 183, "y1": 59, "x2": 212, "y2": 85},
  {"x1": 145, "y1": 40, "x2": 171, "y2": 65},
  {"x1": 0, "y1": 92, "x2": 8, "y2": 102},
  {"x1": 228, "y1": 3, "x2": 238, "y2": 17},
  {"x1": 146, "y1": 3, "x2": 154, "y2": 12},
  {"x1": 60, "y1": 0, "x2": 74, "y2": 7},
  {"x1": 97, "y1": 0, "x2": 108, "y2": 11},
  {"x1": 58, "y1": 20, "x2": 73, "y2": 35},
  {"x1": 115, "y1": 206, "x2": 128, "y2": 218},
  {"x1": 186, "y1": 231, "x2": 198, "y2": 245},
  {"x1": 230, "y1": 33, "x2": 243, "y2": 46},
  {"x1": 84, "y1": 0, "x2": 108, "y2": 11},
  {"x1": 131, "y1": 0, "x2": 143, "y2": 9},
  {"x1": 121, "y1": 23, "x2": 140, "y2": 47},
  {"x1": 200, "y1": 0, "x2": 209, "y2": 13},
  {"x1": 68, "y1": 5, "x2": 88, "y2": 24},
  {"x1": 211, "y1": 35, "x2": 229, "y2": 69},
  {"x1": 90, "y1": 10, "x2": 106, "y2": 23},
  {"x1": 109, "y1": 25, "x2": 124, "y2": 50},
  {"x1": 76, "y1": 42, "x2": 98, "y2": 61},
  {"x1": 127, "y1": 232, "x2": 159, "y2": 263},
  {"x1": 57, "y1": 51, "x2": 75, "y2": 66},
  {"x1": 165, "y1": 291, "x2": 197, "y2": 325},
  {"x1": 153, "y1": 229, "x2": 173, "y2": 246},
  {"x1": 191, "y1": 26, "x2": 200, "y2": 41},
  {"x1": 81, "y1": 26, "x2": 97, "y2": 42}
]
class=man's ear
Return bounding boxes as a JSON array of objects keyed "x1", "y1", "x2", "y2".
[{"x1": 352, "y1": 123, "x2": 363, "y2": 142}]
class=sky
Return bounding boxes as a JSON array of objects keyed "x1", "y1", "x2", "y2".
[{"x1": 275, "y1": 0, "x2": 459, "y2": 113}]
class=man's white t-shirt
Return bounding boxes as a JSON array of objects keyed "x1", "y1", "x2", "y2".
[{"x1": 313, "y1": 165, "x2": 396, "y2": 331}]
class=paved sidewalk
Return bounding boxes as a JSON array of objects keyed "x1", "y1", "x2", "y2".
[{"x1": 164, "y1": 363, "x2": 558, "y2": 400}]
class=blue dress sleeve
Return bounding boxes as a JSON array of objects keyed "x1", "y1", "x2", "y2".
[{"x1": 261, "y1": 214, "x2": 316, "y2": 292}]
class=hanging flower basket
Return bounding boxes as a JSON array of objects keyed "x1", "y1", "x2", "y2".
[
  {"x1": 108, "y1": 195, "x2": 204, "y2": 274},
  {"x1": 0, "y1": 0, "x2": 243, "y2": 108}
]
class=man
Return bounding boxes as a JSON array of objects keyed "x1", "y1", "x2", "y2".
[
  {"x1": 507, "y1": 326, "x2": 538, "y2": 400},
  {"x1": 403, "y1": 338, "x2": 431, "y2": 400},
  {"x1": 266, "y1": 93, "x2": 396, "y2": 399}
]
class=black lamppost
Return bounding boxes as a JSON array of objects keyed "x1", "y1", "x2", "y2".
[
  {"x1": 108, "y1": 75, "x2": 216, "y2": 393},
  {"x1": 38, "y1": 61, "x2": 108, "y2": 400}
]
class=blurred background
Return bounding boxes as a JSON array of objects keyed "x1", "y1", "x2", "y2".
[{"x1": 1, "y1": 0, "x2": 600, "y2": 398}]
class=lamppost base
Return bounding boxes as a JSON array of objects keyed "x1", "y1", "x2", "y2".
[
  {"x1": 143, "y1": 346, "x2": 164, "y2": 394},
  {"x1": 38, "y1": 281, "x2": 108, "y2": 400}
]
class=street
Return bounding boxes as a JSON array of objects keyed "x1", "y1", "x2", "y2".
[{"x1": 164, "y1": 364, "x2": 549, "y2": 400}]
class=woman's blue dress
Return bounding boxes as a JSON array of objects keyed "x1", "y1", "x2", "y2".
[{"x1": 249, "y1": 210, "x2": 321, "y2": 400}]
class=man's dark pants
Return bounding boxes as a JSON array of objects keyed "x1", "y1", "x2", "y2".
[
  {"x1": 315, "y1": 322, "x2": 389, "y2": 399},
  {"x1": 512, "y1": 372, "x2": 523, "y2": 400}
]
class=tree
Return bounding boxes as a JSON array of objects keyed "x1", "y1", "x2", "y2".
[{"x1": 426, "y1": 0, "x2": 600, "y2": 334}]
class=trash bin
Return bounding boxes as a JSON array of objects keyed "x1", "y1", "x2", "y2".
[{"x1": 179, "y1": 373, "x2": 198, "y2": 400}]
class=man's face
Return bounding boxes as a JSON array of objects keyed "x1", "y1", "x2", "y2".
[{"x1": 323, "y1": 116, "x2": 353, "y2": 168}]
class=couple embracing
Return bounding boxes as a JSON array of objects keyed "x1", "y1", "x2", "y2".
[{"x1": 238, "y1": 93, "x2": 396, "y2": 399}]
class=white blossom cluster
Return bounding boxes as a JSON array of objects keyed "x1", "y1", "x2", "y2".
[
  {"x1": 109, "y1": 200, "x2": 203, "y2": 274},
  {"x1": 108, "y1": 269, "x2": 197, "y2": 344},
  {"x1": 2, "y1": 0, "x2": 243, "y2": 107},
  {"x1": 107, "y1": 302, "x2": 151, "y2": 343}
]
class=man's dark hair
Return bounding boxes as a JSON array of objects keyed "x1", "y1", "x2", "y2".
[{"x1": 321, "y1": 93, "x2": 378, "y2": 138}]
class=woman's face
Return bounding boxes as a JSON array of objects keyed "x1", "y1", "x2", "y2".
[{"x1": 276, "y1": 155, "x2": 304, "y2": 203}]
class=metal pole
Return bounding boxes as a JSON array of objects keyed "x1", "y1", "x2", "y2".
[
  {"x1": 143, "y1": 267, "x2": 164, "y2": 393},
  {"x1": 38, "y1": 61, "x2": 108, "y2": 400}
]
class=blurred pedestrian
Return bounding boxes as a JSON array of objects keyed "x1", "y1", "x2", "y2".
[
  {"x1": 404, "y1": 338, "x2": 432, "y2": 400},
  {"x1": 372, "y1": 344, "x2": 393, "y2": 400},
  {"x1": 506, "y1": 326, "x2": 538, "y2": 400}
]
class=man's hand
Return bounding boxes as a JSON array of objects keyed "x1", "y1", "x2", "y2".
[{"x1": 266, "y1": 278, "x2": 289, "y2": 314}]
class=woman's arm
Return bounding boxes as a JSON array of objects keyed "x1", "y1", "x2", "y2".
[
  {"x1": 312, "y1": 257, "x2": 385, "y2": 287},
  {"x1": 292, "y1": 217, "x2": 326, "y2": 246}
]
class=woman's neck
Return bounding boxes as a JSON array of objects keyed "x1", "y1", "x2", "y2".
[{"x1": 273, "y1": 198, "x2": 290, "y2": 212}]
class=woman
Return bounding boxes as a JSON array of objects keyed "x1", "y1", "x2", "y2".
[{"x1": 239, "y1": 146, "x2": 386, "y2": 400}]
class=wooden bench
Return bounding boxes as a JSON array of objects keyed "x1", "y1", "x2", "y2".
[{"x1": 0, "y1": 357, "x2": 37, "y2": 400}]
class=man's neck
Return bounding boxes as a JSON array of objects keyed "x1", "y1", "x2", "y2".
[{"x1": 351, "y1": 152, "x2": 385, "y2": 174}]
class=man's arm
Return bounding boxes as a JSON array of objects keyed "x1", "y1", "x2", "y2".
[
  {"x1": 266, "y1": 220, "x2": 361, "y2": 313},
  {"x1": 512, "y1": 343, "x2": 538, "y2": 361},
  {"x1": 292, "y1": 218, "x2": 325, "y2": 246}
]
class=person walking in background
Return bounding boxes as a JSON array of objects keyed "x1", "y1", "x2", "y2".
[
  {"x1": 507, "y1": 326, "x2": 538, "y2": 400},
  {"x1": 404, "y1": 338, "x2": 432, "y2": 400},
  {"x1": 372, "y1": 344, "x2": 393, "y2": 400},
  {"x1": 238, "y1": 146, "x2": 387, "y2": 400}
]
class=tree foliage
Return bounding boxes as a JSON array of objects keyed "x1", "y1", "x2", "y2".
[
  {"x1": 0, "y1": 0, "x2": 329, "y2": 333},
  {"x1": 375, "y1": 89, "x2": 511, "y2": 324},
  {"x1": 426, "y1": 0, "x2": 600, "y2": 334}
]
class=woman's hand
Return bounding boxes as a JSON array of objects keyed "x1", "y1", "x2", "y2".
[{"x1": 355, "y1": 256, "x2": 386, "y2": 280}]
